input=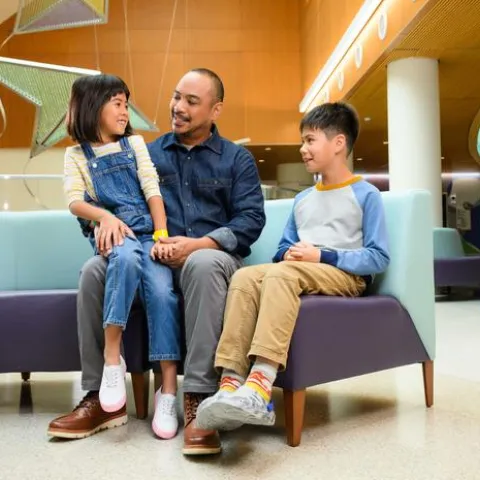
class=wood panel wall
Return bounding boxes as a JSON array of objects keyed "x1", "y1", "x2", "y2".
[
  {"x1": 300, "y1": 0, "x2": 364, "y2": 93},
  {"x1": 0, "y1": 0, "x2": 302, "y2": 148}
]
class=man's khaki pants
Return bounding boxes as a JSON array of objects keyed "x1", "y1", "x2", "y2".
[{"x1": 215, "y1": 262, "x2": 366, "y2": 376}]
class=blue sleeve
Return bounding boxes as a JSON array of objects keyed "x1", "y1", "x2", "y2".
[
  {"x1": 272, "y1": 207, "x2": 301, "y2": 262},
  {"x1": 320, "y1": 187, "x2": 390, "y2": 275},
  {"x1": 206, "y1": 148, "x2": 266, "y2": 256},
  {"x1": 76, "y1": 193, "x2": 97, "y2": 249}
]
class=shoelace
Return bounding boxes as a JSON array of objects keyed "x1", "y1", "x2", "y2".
[
  {"x1": 73, "y1": 393, "x2": 98, "y2": 412},
  {"x1": 158, "y1": 396, "x2": 176, "y2": 416},
  {"x1": 238, "y1": 389, "x2": 274, "y2": 413},
  {"x1": 185, "y1": 394, "x2": 203, "y2": 423},
  {"x1": 104, "y1": 366, "x2": 121, "y2": 389}
]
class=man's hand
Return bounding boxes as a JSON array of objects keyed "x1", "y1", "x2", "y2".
[
  {"x1": 284, "y1": 241, "x2": 321, "y2": 263},
  {"x1": 95, "y1": 214, "x2": 134, "y2": 256},
  {"x1": 156, "y1": 236, "x2": 201, "y2": 268}
]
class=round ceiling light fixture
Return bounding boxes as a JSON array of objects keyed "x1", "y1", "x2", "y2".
[
  {"x1": 336, "y1": 70, "x2": 345, "y2": 91},
  {"x1": 355, "y1": 44, "x2": 363, "y2": 69},
  {"x1": 378, "y1": 11, "x2": 388, "y2": 40}
]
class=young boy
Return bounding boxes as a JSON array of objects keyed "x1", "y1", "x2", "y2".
[{"x1": 196, "y1": 102, "x2": 390, "y2": 430}]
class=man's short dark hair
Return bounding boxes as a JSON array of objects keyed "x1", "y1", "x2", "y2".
[
  {"x1": 300, "y1": 102, "x2": 359, "y2": 154},
  {"x1": 67, "y1": 74, "x2": 133, "y2": 144},
  {"x1": 189, "y1": 68, "x2": 224, "y2": 103}
]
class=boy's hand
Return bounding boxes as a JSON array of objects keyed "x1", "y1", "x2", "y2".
[{"x1": 285, "y1": 242, "x2": 321, "y2": 263}]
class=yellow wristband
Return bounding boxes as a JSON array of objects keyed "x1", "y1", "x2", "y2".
[{"x1": 153, "y1": 229, "x2": 169, "y2": 242}]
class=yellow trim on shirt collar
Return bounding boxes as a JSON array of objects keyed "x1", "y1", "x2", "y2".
[{"x1": 315, "y1": 175, "x2": 363, "y2": 191}]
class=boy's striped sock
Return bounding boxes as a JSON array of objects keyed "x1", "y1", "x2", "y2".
[
  {"x1": 219, "y1": 370, "x2": 245, "y2": 393},
  {"x1": 244, "y1": 361, "x2": 278, "y2": 402}
]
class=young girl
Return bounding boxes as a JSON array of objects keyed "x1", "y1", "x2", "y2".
[{"x1": 63, "y1": 74, "x2": 180, "y2": 440}]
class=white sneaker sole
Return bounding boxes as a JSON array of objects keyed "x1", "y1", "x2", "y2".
[
  {"x1": 47, "y1": 414, "x2": 128, "y2": 439},
  {"x1": 100, "y1": 394, "x2": 127, "y2": 413},
  {"x1": 152, "y1": 419, "x2": 178, "y2": 440},
  {"x1": 198, "y1": 398, "x2": 275, "y2": 428},
  {"x1": 197, "y1": 399, "x2": 244, "y2": 431}
]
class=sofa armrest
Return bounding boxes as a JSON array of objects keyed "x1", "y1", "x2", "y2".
[
  {"x1": 433, "y1": 227, "x2": 465, "y2": 258},
  {"x1": 370, "y1": 190, "x2": 435, "y2": 359}
]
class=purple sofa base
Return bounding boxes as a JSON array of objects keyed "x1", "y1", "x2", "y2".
[
  {"x1": 434, "y1": 257, "x2": 480, "y2": 288},
  {"x1": 275, "y1": 295, "x2": 429, "y2": 391},
  {"x1": 0, "y1": 290, "x2": 149, "y2": 375}
]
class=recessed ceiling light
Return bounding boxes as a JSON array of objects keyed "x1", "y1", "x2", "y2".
[
  {"x1": 364, "y1": 117, "x2": 371, "y2": 122},
  {"x1": 265, "y1": 147, "x2": 272, "y2": 151},
  {"x1": 356, "y1": 158, "x2": 363, "y2": 161},
  {"x1": 383, "y1": 141, "x2": 388, "y2": 145},
  {"x1": 259, "y1": 159, "x2": 265, "y2": 163},
  {"x1": 441, "y1": 156, "x2": 445, "y2": 160},
  {"x1": 3, "y1": 202, "x2": 9, "y2": 210}
]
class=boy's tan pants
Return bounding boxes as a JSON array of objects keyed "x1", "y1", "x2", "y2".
[{"x1": 215, "y1": 262, "x2": 366, "y2": 376}]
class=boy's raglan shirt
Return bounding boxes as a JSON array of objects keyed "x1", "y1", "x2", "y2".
[{"x1": 273, "y1": 176, "x2": 390, "y2": 278}]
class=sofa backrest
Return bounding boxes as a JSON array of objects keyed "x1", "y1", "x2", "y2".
[
  {"x1": 0, "y1": 211, "x2": 92, "y2": 291},
  {"x1": 433, "y1": 227, "x2": 465, "y2": 258},
  {"x1": 245, "y1": 199, "x2": 293, "y2": 266},
  {"x1": 0, "y1": 191, "x2": 435, "y2": 359}
]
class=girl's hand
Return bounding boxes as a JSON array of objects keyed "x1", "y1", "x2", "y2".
[
  {"x1": 96, "y1": 214, "x2": 131, "y2": 254},
  {"x1": 150, "y1": 242, "x2": 176, "y2": 261}
]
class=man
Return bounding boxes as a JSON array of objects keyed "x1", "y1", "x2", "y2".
[{"x1": 48, "y1": 68, "x2": 266, "y2": 455}]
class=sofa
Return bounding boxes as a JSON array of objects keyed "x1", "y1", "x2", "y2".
[
  {"x1": 0, "y1": 211, "x2": 151, "y2": 419},
  {"x1": 244, "y1": 190, "x2": 436, "y2": 446},
  {"x1": 0, "y1": 190, "x2": 435, "y2": 447},
  {"x1": 433, "y1": 227, "x2": 480, "y2": 289}
]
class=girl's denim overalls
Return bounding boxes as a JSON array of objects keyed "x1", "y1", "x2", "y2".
[{"x1": 81, "y1": 136, "x2": 180, "y2": 361}]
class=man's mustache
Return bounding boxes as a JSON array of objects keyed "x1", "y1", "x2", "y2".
[{"x1": 172, "y1": 112, "x2": 190, "y2": 122}]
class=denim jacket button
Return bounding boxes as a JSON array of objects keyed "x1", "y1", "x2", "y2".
[
  {"x1": 128, "y1": 154, "x2": 133, "y2": 159},
  {"x1": 92, "y1": 163, "x2": 97, "y2": 168}
]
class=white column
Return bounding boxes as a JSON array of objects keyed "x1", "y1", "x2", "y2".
[{"x1": 387, "y1": 57, "x2": 442, "y2": 226}]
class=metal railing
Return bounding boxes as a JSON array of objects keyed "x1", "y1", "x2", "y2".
[{"x1": 0, "y1": 175, "x2": 310, "y2": 211}]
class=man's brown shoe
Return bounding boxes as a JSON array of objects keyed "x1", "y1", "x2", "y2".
[
  {"x1": 182, "y1": 393, "x2": 221, "y2": 455},
  {"x1": 47, "y1": 391, "x2": 128, "y2": 439}
]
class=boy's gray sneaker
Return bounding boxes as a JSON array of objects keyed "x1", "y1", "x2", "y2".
[{"x1": 197, "y1": 386, "x2": 275, "y2": 429}]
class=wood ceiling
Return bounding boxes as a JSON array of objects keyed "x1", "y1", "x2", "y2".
[
  {"x1": 247, "y1": 0, "x2": 480, "y2": 180},
  {"x1": 347, "y1": 0, "x2": 480, "y2": 173}
]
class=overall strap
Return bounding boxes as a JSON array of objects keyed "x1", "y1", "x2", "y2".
[
  {"x1": 119, "y1": 136, "x2": 131, "y2": 152},
  {"x1": 80, "y1": 142, "x2": 96, "y2": 161},
  {"x1": 119, "y1": 136, "x2": 137, "y2": 168}
]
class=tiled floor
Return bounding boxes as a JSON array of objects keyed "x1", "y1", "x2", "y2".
[{"x1": 1, "y1": 296, "x2": 479, "y2": 480}]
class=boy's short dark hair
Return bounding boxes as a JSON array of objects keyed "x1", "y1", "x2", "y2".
[
  {"x1": 67, "y1": 74, "x2": 133, "y2": 144},
  {"x1": 300, "y1": 102, "x2": 359, "y2": 154},
  {"x1": 189, "y1": 68, "x2": 224, "y2": 103}
]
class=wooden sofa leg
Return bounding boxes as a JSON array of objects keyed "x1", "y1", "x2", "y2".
[
  {"x1": 422, "y1": 360, "x2": 434, "y2": 407},
  {"x1": 21, "y1": 372, "x2": 31, "y2": 382},
  {"x1": 154, "y1": 373, "x2": 162, "y2": 394},
  {"x1": 131, "y1": 372, "x2": 150, "y2": 419},
  {"x1": 283, "y1": 388, "x2": 306, "y2": 447}
]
